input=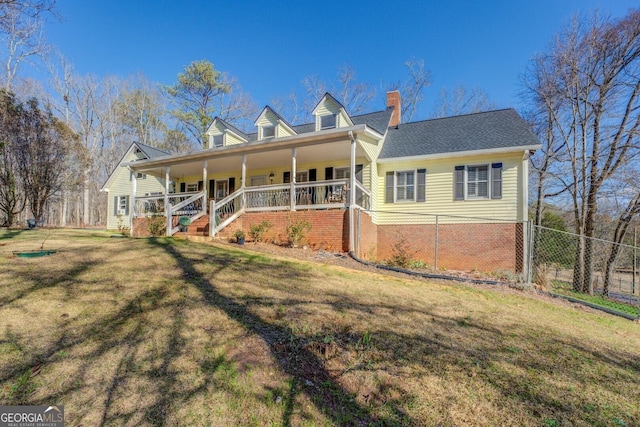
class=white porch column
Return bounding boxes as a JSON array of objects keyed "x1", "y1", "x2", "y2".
[
  {"x1": 202, "y1": 161, "x2": 208, "y2": 214},
  {"x1": 291, "y1": 148, "x2": 296, "y2": 211},
  {"x1": 241, "y1": 154, "x2": 247, "y2": 210},
  {"x1": 241, "y1": 155, "x2": 247, "y2": 188},
  {"x1": 165, "y1": 167, "x2": 171, "y2": 236},
  {"x1": 130, "y1": 168, "x2": 137, "y2": 236},
  {"x1": 349, "y1": 133, "x2": 356, "y2": 253}
]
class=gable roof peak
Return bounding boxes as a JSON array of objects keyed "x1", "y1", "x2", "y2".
[{"x1": 311, "y1": 92, "x2": 347, "y2": 115}]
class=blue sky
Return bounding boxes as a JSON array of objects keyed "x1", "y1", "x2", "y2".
[{"x1": 41, "y1": 0, "x2": 637, "y2": 121}]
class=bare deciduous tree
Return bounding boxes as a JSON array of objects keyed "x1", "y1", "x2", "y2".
[
  {"x1": 386, "y1": 58, "x2": 431, "y2": 123},
  {"x1": 524, "y1": 10, "x2": 640, "y2": 294},
  {"x1": 432, "y1": 84, "x2": 495, "y2": 118}
]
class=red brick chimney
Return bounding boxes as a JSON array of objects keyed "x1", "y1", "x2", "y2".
[{"x1": 387, "y1": 90, "x2": 401, "y2": 127}]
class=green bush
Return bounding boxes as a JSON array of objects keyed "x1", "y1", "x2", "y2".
[
  {"x1": 286, "y1": 218, "x2": 311, "y2": 247},
  {"x1": 249, "y1": 220, "x2": 273, "y2": 242},
  {"x1": 148, "y1": 215, "x2": 166, "y2": 237},
  {"x1": 386, "y1": 237, "x2": 416, "y2": 269}
]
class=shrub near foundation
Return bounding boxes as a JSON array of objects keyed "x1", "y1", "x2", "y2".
[
  {"x1": 249, "y1": 220, "x2": 273, "y2": 242},
  {"x1": 286, "y1": 218, "x2": 311, "y2": 247}
]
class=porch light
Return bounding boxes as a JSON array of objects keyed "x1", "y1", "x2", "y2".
[{"x1": 269, "y1": 172, "x2": 275, "y2": 183}]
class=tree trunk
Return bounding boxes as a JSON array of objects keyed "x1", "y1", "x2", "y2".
[
  {"x1": 61, "y1": 190, "x2": 67, "y2": 227},
  {"x1": 82, "y1": 170, "x2": 89, "y2": 227}
]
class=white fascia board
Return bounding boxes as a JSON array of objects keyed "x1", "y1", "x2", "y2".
[
  {"x1": 277, "y1": 119, "x2": 297, "y2": 135},
  {"x1": 101, "y1": 144, "x2": 138, "y2": 190},
  {"x1": 376, "y1": 144, "x2": 542, "y2": 164},
  {"x1": 124, "y1": 125, "x2": 383, "y2": 171}
]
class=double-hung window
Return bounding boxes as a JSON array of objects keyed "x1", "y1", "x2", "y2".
[
  {"x1": 454, "y1": 163, "x2": 502, "y2": 200},
  {"x1": 396, "y1": 171, "x2": 415, "y2": 202},
  {"x1": 385, "y1": 169, "x2": 426, "y2": 203},
  {"x1": 114, "y1": 195, "x2": 129, "y2": 216},
  {"x1": 467, "y1": 165, "x2": 489, "y2": 198}
]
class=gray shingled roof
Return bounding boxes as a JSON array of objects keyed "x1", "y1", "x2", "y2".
[
  {"x1": 352, "y1": 108, "x2": 393, "y2": 134},
  {"x1": 243, "y1": 109, "x2": 392, "y2": 141},
  {"x1": 137, "y1": 142, "x2": 169, "y2": 159},
  {"x1": 379, "y1": 109, "x2": 540, "y2": 159},
  {"x1": 214, "y1": 117, "x2": 250, "y2": 141}
]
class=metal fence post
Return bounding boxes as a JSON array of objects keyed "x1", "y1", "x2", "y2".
[
  {"x1": 527, "y1": 220, "x2": 534, "y2": 285},
  {"x1": 634, "y1": 227, "x2": 637, "y2": 296},
  {"x1": 434, "y1": 215, "x2": 439, "y2": 271}
]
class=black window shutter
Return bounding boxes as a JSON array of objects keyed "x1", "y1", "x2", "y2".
[
  {"x1": 491, "y1": 163, "x2": 502, "y2": 199},
  {"x1": 283, "y1": 171, "x2": 291, "y2": 184},
  {"x1": 309, "y1": 169, "x2": 317, "y2": 181},
  {"x1": 114, "y1": 196, "x2": 118, "y2": 215},
  {"x1": 355, "y1": 164, "x2": 363, "y2": 183},
  {"x1": 198, "y1": 180, "x2": 203, "y2": 191},
  {"x1": 385, "y1": 171, "x2": 394, "y2": 203},
  {"x1": 125, "y1": 195, "x2": 130, "y2": 215},
  {"x1": 209, "y1": 179, "x2": 215, "y2": 198},
  {"x1": 417, "y1": 168, "x2": 426, "y2": 202},
  {"x1": 228, "y1": 177, "x2": 235, "y2": 193},
  {"x1": 454, "y1": 166, "x2": 464, "y2": 200},
  {"x1": 325, "y1": 167, "x2": 333, "y2": 180},
  {"x1": 180, "y1": 182, "x2": 186, "y2": 193}
]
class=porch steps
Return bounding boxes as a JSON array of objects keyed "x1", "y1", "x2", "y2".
[{"x1": 174, "y1": 215, "x2": 210, "y2": 237}]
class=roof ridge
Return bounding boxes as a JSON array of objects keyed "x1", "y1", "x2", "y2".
[{"x1": 400, "y1": 108, "x2": 515, "y2": 126}]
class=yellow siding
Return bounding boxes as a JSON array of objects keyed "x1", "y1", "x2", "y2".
[
  {"x1": 225, "y1": 132, "x2": 245, "y2": 146},
  {"x1": 314, "y1": 97, "x2": 342, "y2": 130},
  {"x1": 276, "y1": 123, "x2": 295, "y2": 138},
  {"x1": 106, "y1": 150, "x2": 165, "y2": 230},
  {"x1": 358, "y1": 135, "x2": 384, "y2": 221},
  {"x1": 376, "y1": 152, "x2": 525, "y2": 224}
]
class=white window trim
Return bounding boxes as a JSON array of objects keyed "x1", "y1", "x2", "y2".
[
  {"x1": 186, "y1": 183, "x2": 199, "y2": 192},
  {"x1": 295, "y1": 170, "x2": 309, "y2": 183},
  {"x1": 465, "y1": 164, "x2": 490, "y2": 200},
  {"x1": 116, "y1": 195, "x2": 128, "y2": 216},
  {"x1": 319, "y1": 114, "x2": 337, "y2": 130},
  {"x1": 261, "y1": 125, "x2": 275, "y2": 139},
  {"x1": 212, "y1": 133, "x2": 224, "y2": 148},
  {"x1": 394, "y1": 169, "x2": 417, "y2": 203}
]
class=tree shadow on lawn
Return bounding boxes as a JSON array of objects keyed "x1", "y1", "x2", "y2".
[
  {"x1": 150, "y1": 238, "x2": 411, "y2": 426},
  {"x1": 1, "y1": 236, "x2": 638, "y2": 426}
]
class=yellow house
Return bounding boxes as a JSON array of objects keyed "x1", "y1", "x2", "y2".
[{"x1": 103, "y1": 91, "x2": 540, "y2": 273}]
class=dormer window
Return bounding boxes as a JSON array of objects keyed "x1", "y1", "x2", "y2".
[
  {"x1": 212, "y1": 134, "x2": 223, "y2": 148},
  {"x1": 320, "y1": 114, "x2": 337, "y2": 130},
  {"x1": 262, "y1": 125, "x2": 275, "y2": 139}
]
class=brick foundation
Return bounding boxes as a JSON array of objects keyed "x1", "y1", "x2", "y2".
[
  {"x1": 227, "y1": 209, "x2": 349, "y2": 251},
  {"x1": 377, "y1": 222, "x2": 522, "y2": 273},
  {"x1": 134, "y1": 211, "x2": 523, "y2": 274}
]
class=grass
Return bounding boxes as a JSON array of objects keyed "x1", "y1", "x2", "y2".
[
  {"x1": 551, "y1": 280, "x2": 639, "y2": 318},
  {"x1": 0, "y1": 228, "x2": 639, "y2": 426}
]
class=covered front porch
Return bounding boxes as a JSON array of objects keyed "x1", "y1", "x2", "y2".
[{"x1": 125, "y1": 126, "x2": 380, "y2": 245}]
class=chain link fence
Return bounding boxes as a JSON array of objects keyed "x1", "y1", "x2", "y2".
[
  {"x1": 356, "y1": 211, "x2": 528, "y2": 281},
  {"x1": 531, "y1": 225, "x2": 640, "y2": 306},
  {"x1": 352, "y1": 210, "x2": 639, "y2": 317}
]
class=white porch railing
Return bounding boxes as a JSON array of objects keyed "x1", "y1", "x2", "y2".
[
  {"x1": 210, "y1": 190, "x2": 244, "y2": 236},
  {"x1": 134, "y1": 180, "x2": 369, "y2": 237},
  {"x1": 134, "y1": 191, "x2": 207, "y2": 236},
  {"x1": 354, "y1": 181, "x2": 371, "y2": 210},
  {"x1": 210, "y1": 179, "x2": 352, "y2": 236},
  {"x1": 168, "y1": 191, "x2": 206, "y2": 235}
]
